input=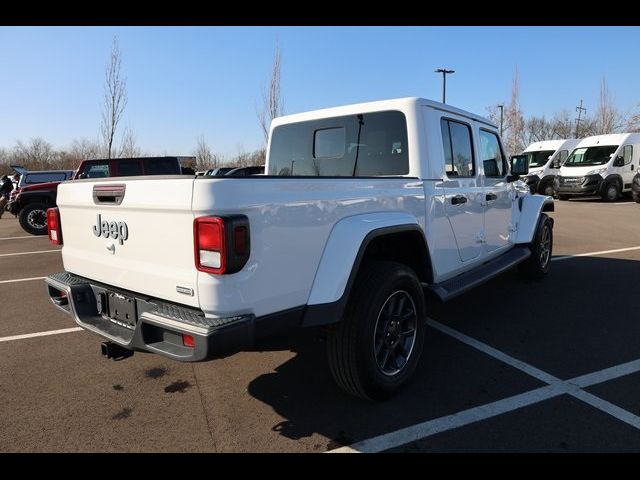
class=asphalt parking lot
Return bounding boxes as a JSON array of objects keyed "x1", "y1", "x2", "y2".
[{"x1": 2, "y1": 198, "x2": 640, "y2": 452}]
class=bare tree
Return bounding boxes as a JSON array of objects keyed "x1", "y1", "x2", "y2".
[
  {"x1": 13, "y1": 138, "x2": 55, "y2": 170},
  {"x1": 593, "y1": 77, "x2": 619, "y2": 135},
  {"x1": 503, "y1": 66, "x2": 525, "y2": 156},
  {"x1": 118, "y1": 126, "x2": 141, "y2": 158},
  {"x1": 101, "y1": 37, "x2": 128, "y2": 159},
  {"x1": 257, "y1": 41, "x2": 283, "y2": 144},
  {"x1": 69, "y1": 138, "x2": 101, "y2": 161},
  {"x1": 193, "y1": 134, "x2": 217, "y2": 170},
  {"x1": 550, "y1": 110, "x2": 575, "y2": 139}
]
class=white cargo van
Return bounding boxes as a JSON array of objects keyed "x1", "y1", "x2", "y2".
[
  {"x1": 555, "y1": 133, "x2": 640, "y2": 201},
  {"x1": 519, "y1": 139, "x2": 579, "y2": 196}
]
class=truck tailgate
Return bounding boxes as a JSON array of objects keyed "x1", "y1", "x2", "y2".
[{"x1": 57, "y1": 177, "x2": 199, "y2": 307}]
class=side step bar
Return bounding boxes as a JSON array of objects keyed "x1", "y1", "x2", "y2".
[{"x1": 424, "y1": 246, "x2": 531, "y2": 302}]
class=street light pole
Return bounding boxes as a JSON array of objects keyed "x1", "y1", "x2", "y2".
[
  {"x1": 497, "y1": 104, "x2": 504, "y2": 137},
  {"x1": 435, "y1": 68, "x2": 455, "y2": 103}
]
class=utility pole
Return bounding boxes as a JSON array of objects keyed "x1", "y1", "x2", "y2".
[
  {"x1": 575, "y1": 100, "x2": 587, "y2": 138},
  {"x1": 497, "y1": 104, "x2": 504, "y2": 137},
  {"x1": 435, "y1": 68, "x2": 455, "y2": 104}
]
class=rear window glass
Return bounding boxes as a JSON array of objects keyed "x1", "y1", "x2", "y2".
[
  {"x1": 144, "y1": 158, "x2": 181, "y2": 175},
  {"x1": 268, "y1": 110, "x2": 409, "y2": 176},
  {"x1": 116, "y1": 160, "x2": 143, "y2": 177},
  {"x1": 314, "y1": 128, "x2": 346, "y2": 159},
  {"x1": 82, "y1": 164, "x2": 109, "y2": 178},
  {"x1": 24, "y1": 172, "x2": 68, "y2": 184}
]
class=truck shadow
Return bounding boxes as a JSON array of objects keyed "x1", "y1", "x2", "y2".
[{"x1": 246, "y1": 255, "x2": 640, "y2": 449}]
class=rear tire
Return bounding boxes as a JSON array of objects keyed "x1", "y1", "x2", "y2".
[
  {"x1": 18, "y1": 202, "x2": 48, "y2": 235},
  {"x1": 327, "y1": 261, "x2": 426, "y2": 401},
  {"x1": 519, "y1": 214, "x2": 553, "y2": 280}
]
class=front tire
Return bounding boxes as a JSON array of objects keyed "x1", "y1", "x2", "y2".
[
  {"x1": 327, "y1": 261, "x2": 426, "y2": 401},
  {"x1": 538, "y1": 180, "x2": 555, "y2": 197},
  {"x1": 602, "y1": 180, "x2": 620, "y2": 202},
  {"x1": 18, "y1": 202, "x2": 49, "y2": 235},
  {"x1": 519, "y1": 213, "x2": 553, "y2": 280}
]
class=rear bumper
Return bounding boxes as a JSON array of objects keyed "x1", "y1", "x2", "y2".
[
  {"x1": 45, "y1": 272, "x2": 302, "y2": 362},
  {"x1": 554, "y1": 174, "x2": 603, "y2": 196}
]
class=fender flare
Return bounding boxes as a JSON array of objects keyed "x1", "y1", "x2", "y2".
[
  {"x1": 601, "y1": 174, "x2": 623, "y2": 194},
  {"x1": 537, "y1": 175, "x2": 557, "y2": 194},
  {"x1": 302, "y1": 212, "x2": 428, "y2": 327},
  {"x1": 514, "y1": 194, "x2": 554, "y2": 245}
]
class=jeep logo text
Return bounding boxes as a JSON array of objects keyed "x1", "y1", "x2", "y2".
[{"x1": 93, "y1": 214, "x2": 129, "y2": 245}]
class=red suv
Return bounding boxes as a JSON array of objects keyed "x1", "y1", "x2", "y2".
[{"x1": 8, "y1": 157, "x2": 186, "y2": 235}]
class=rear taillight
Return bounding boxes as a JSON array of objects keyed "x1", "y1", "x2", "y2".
[
  {"x1": 47, "y1": 207, "x2": 62, "y2": 245},
  {"x1": 194, "y1": 215, "x2": 250, "y2": 274}
]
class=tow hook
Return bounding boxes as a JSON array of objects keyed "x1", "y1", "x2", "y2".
[{"x1": 101, "y1": 341, "x2": 134, "y2": 361}]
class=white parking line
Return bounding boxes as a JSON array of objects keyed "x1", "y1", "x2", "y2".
[
  {"x1": 0, "y1": 249, "x2": 60, "y2": 257},
  {"x1": 427, "y1": 320, "x2": 558, "y2": 384},
  {"x1": 328, "y1": 320, "x2": 640, "y2": 453},
  {"x1": 570, "y1": 390, "x2": 640, "y2": 430},
  {"x1": 0, "y1": 235, "x2": 41, "y2": 240},
  {"x1": 0, "y1": 276, "x2": 46, "y2": 284},
  {"x1": 328, "y1": 384, "x2": 569, "y2": 453},
  {"x1": 0, "y1": 327, "x2": 83, "y2": 343},
  {"x1": 552, "y1": 245, "x2": 640, "y2": 262}
]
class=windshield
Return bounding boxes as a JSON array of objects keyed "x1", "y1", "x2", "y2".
[
  {"x1": 527, "y1": 150, "x2": 555, "y2": 168},
  {"x1": 564, "y1": 145, "x2": 618, "y2": 167}
]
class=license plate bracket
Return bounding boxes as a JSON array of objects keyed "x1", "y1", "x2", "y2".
[{"x1": 107, "y1": 292, "x2": 137, "y2": 328}]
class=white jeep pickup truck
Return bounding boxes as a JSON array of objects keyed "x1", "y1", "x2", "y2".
[{"x1": 45, "y1": 97, "x2": 554, "y2": 400}]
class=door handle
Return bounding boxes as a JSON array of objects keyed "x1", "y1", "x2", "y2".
[
  {"x1": 451, "y1": 195, "x2": 467, "y2": 205},
  {"x1": 486, "y1": 192, "x2": 498, "y2": 201},
  {"x1": 632, "y1": 165, "x2": 634, "y2": 170}
]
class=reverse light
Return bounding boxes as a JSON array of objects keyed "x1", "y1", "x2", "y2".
[
  {"x1": 194, "y1": 215, "x2": 250, "y2": 274},
  {"x1": 47, "y1": 207, "x2": 63, "y2": 245}
]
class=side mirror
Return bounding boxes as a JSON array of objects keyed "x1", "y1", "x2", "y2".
[
  {"x1": 77, "y1": 173, "x2": 87, "y2": 179},
  {"x1": 613, "y1": 155, "x2": 625, "y2": 167},
  {"x1": 510, "y1": 154, "x2": 529, "y2": 176},
  {"x1": 552, "y1": 158, "x2": 562, "y2": 169}
]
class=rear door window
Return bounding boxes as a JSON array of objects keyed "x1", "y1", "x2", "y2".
[{"x1": 440, "y1": 119, "x2": 475, "y2": 177}]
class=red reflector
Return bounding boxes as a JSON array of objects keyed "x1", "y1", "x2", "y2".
[
  {"x1": 182, "y1": 334, "x2": 195, "y2": 348},
  {"x1": 234, "y1": 226, "x2": 247, "y2": 255}
]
